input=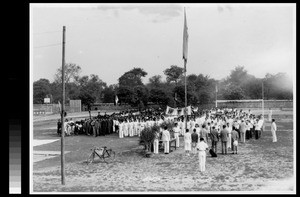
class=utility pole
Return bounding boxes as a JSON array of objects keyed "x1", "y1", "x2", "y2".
[
  {"x1": 60, "y1": 26, "x2": 66, "y2": 185},
  {"x1": 262, "y1": 80, "x2": 264, "y2": 119}
]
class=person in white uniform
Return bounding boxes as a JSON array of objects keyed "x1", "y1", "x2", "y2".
[
  {"x1": 119, "y1": 120, "x2": 124, "y2": 138},
  {"x1": 162, "y1": 126, "x2": 170, "y2": 154},
  {"x1": 173, "y1": 123, "x2": 181, "y2": 148},
  {"x1": 184, "y1": 129, "x2": 192, "y2": 156},
  {"x1": 197, "y1": 137, "x2": 208, "y2": 172},
  {"x1": 153, "y1": 131, "x2": 160, "y2": 154},
  {"x1": 271, "y1": 119, "x2": 277, "y2": 142}
]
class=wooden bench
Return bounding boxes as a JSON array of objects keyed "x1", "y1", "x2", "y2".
[{"x1": 159, "y1": 138, "x2": 177, "y2": 152}]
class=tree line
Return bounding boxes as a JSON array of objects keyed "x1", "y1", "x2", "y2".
[{"x1": 33, "y1": 63, "x2": 293, "y2": 109}]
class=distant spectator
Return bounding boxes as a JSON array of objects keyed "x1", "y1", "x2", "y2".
[{"x1": 271, "y1": 119, "x2": 277, "y2": 142}]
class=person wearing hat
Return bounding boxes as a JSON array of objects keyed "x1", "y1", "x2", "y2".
[{"x1": 196, "y1": 137, "x2": 209, "y2": 172}]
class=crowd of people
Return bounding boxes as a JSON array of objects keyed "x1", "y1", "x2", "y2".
[
  {"x1": 56, "y1": 106, "x2": 278, "y2": 172},
  {"x1": 56, "y1": 108, "x2": 166, "y2": 137}
]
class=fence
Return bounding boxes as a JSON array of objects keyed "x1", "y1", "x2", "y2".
[
  {"x1": 215, "y1": 100, "x2": 293, "y2": 110},
  {"x1": 33, "y1": 100, "x2": 82, "y2": 115}
]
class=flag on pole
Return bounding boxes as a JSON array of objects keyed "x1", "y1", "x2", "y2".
[
  {"x1": 174, "y1": 92, "x2": 178, "y2": 101},
  {"x1": 183, "y1": 7, "x2": 188, "y2": 66}
]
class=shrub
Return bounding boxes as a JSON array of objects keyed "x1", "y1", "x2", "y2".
[{"x1": 139, "y1": 127, "x2": 157, "y2": 152}]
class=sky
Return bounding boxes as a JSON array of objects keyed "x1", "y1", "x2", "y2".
[{"x1": 30, "y1": 3, "x2": 296, "y2": 86}]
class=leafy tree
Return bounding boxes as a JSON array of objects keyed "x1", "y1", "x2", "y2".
[
  {"x1": 78, "y1": 90, "x2": 96, "y2": 110},
  {"x1": 33, "y1": 78, "x2": 51, "y2": 104},
  {"x1": 227, "y1": 65, "x2": 250, "y2": 86},
  {"x1": 163, "y1": 65, "x2": 184, "y2": 84},
  {"x1": 223, "y1": 83, "x2": 246, "y2": 100},
  {"x1": 132, "y1": 85, "x2": 149, "y2": 109},
  {"x1": 102, "y1": 85, "x2": 117, "y2": 103},
  {"x1": 149, "y1": 88, "x2": 169, "y2": 105},
  {"x1": 147, "y1": 75, "x2": 163, "y2": 89},
  {"x1": 118, "y1": 67, "x2": 147, "y2": 87},
  {"x1": 117, "y1": 86, "x2": 133, "y2": 105},
  {"x1": 264, "y1": 73, "x2": 293, "y2": 99},
  {"x1": 54, "y1": 63, "x2": 81, "y2": 84}
]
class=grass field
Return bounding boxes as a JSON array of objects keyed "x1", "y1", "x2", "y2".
[{"x1": 31, "y1": 110, "x2": 295, "y2": 193}]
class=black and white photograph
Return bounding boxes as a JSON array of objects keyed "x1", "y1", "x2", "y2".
[{"x1": 30, "y1": 3, "x2": 296, "y2": 194}]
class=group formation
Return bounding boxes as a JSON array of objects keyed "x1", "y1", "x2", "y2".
[
  {"x1": 56, "y1": 108, "x2": 166, "y2": 137},
  {"x1": 170, "y1": 108, "x2": 266, "y2": 155}
]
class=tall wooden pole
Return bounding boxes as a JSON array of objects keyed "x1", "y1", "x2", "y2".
[
  {"x1": 60, "y1": 26, "x2": 66, "y2": 185},
  {"x1": 184, "y1": 59, "x2": 187, "y2": 130},
  {"x1": 262, "y1": 80, "x2": 264, "y2": 118}
]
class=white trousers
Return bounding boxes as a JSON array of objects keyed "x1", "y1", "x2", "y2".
[
  {"x1": 124, "y1": 128, "x2": 128, "y2": 137},
  {"x1": 129, "y1": 128, "x2": 133, "y2": 136},
  {"x1": 174, "y1": 133, "x2": 180, "y2": 147},
  {"x1": 241, "y1": 132, "x2": 246, "y2": 143},
  {"x1": 154, "y1": 139, "x2": 159, "y2": 154},
  {"x1": 227, "y1": 133, "x2": 232, "y2": 149},
  {"x1": 164, "y1": 141, "x2": 169, "y2": 153},
  {"x1": 271, "y1": 130, "x2": 277, "y2": 142},
  {"x1": 199, "y1": 151, "x2": 206, "y2": 171},
  {"x1": 119, "y1": 129, "x2": 123, "y2": 138},
  {"x1": 184, "y1": 141, "x2": 191, "y2": 151}
]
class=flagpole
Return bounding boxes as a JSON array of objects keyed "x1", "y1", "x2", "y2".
[
  {"x1": 60, "y1": 26, "x2": 66, "y2": 185},
  {"x1": 183, "y1": 7, "x2": 188, "y2": 130},
  {"x1": 184, "y1": 59, "x2": 187, "y2": 130}
]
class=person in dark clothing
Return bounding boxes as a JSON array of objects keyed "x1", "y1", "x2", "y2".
[
  {"x1": 191, "y1": 129, "x2": 199, "y2": 154},
  {"x1": 57, "y1": 119, "x2": 62, "y2": 135},
  {"x1": 210, "y1": 126, "x2": 219, "y2": 154},
  {"x1": 220, "y1": 125, "x2": 229, "y2": 155}
]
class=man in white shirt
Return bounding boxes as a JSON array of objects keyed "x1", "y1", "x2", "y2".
[
  {"x1": 184, "y1": 129, "x2": 192, "y2": 156},
  {"x1": 258, "y1": 116, "x2": 264, "y2": 138},
  {"x1": 271, "y1": 119, "x2": 277, "y2": 142},
  {"x1": 173, "y1": 123, "x2": 181, "y2": 148},
  {"x1": 162, "y1": 126, "x2": 171, "y2": 154},
  {"x1": 197, "y1": 137, "x2": 208, "y2": 172},
  {"x1": 118, "y1": 120, "x2": 124, "y2": 138}
]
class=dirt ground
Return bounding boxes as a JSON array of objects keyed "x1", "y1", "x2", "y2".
[{"x1": 31, "y1": 111, "x2": 295, "y2": 193}]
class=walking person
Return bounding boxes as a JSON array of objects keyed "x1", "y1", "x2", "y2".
[
  {"x1": 271, "y1": 119, "x2": 277, "y2": 142},
  {"x1": 184, "y1": 129, "x2": 192, "y2": 156},
  {"x1": 191, "y1": 129, "x2": 199, "y2": 154},
  {"x1": 197, "y1": 138, "x2": 209, "y2": 172},
  {"x1": 220, "y1": 125, "x2": 229, "y2": 155}
]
